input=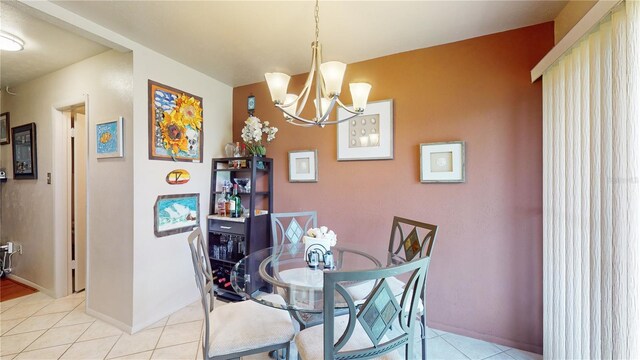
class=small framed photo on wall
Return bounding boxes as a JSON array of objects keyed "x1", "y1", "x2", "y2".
[
  {"x1": 0, "y1": 112, "x2": 10, "y2": 145},
  {"x1": 420, "y1": 141, "x2": 465, "y2": 183},
  {"x1": 96, "y1": 117, "x2": 124, "y2": 158},
  {"x1": 288, "y1": 150, "x2": 318, "y2": 182}
]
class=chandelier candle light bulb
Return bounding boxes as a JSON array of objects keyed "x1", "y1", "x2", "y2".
[{"x1": 264, "y1": 0, "x2": 372, "y2": 127}]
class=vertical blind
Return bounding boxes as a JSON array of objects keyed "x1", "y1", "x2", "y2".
[{"x1": 542, "y1": 1, "x2": 639, "y2": 359}]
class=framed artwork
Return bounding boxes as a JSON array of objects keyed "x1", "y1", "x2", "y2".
[
  {"x1": 148, "y1": 80, "x2": 203, "y2": 162},
  {"x1": 337, "y1": 99, "x2": 393, "y2": 161},
  {"x1": 420, "y1": 141, "x2": 465, "y2": 183},
  {"x1": 12, "y1": 123, "x2": 37, "y2": 180},
  {"x1": 289, "y1": 150, "x2": 318, "y2": 182},
  {"x1": 0, "y1": 112, "x2": 10, "y2": 145},
  {"x1": 154, "y1": 193, "x2": 200, "y2": 237},
  {"x1": 96, "y1": 117, "x2": 124, "y2": 158}
]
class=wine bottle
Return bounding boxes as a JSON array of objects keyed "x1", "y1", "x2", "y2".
[
  {"x1": 217, "y1": 187, "x2": 227, "y2": 216},
  {"x1": 230, "y1": 184, "x2": 242, "y2": 218}
]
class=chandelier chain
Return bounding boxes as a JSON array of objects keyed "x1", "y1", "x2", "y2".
[{"x1": 314, "y1": 0, "x2": 320, "y2": 43}]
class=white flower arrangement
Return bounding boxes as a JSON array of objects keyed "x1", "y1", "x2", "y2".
[
  {"x1": 240, "y1": 116, "x2": 278, "y2": 156},
  {"x1": 305, "y1": 226, "x2": 337, "y2": 247}
]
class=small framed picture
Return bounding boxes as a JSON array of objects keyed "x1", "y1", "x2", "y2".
[
  {"x1": 337, "y1": 99, "x2": 393, "y2": 161},
  {"x1": 96, "y1": 117, "x2": 124, "y2": 158},
  {"x1": 289, "y1": 150, "x2": 318, "y2": 183},
  {"x1": 420, "y1": 141, "x2": 465, "y2": 183},
  {"x1": 1, "y1": 112, "x2": 10, "y2": 145}
]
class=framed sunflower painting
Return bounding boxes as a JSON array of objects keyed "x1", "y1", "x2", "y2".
[{"x1": 148, "y1": 80, "x2": 203, "y2": 162}]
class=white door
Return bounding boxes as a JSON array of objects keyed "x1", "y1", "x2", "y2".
[{"x1": 73, "y1": 113, "x2": 87, "y2": 292}]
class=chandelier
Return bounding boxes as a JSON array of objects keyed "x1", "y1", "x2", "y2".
[{"x1": 264, "y1": 0, "x2": 372, "y2": 127}]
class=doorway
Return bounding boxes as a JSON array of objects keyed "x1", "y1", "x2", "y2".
[{"x1": 62, "y1": 105, "x2": 87, "y2": 293}]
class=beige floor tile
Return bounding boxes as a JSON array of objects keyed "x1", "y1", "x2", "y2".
[
  {"x1": 5, "y1": 312, "x2": 67, "y2": 336},
  {"x1": 0, "y1": 298, "x2": 24, "y2": 313},
  {"x1": 241, "y1": 353, "x2": 273, "y2": 360},
  {"x1": 196, "y1": 340, "x2": 202, "y2": 360},
  {"x1": 24, "y1": 322, "x2": 92, "y2": 352},
  {"x1": 110, "y1": 351, "x2": 152, "y2": 360},
  {"x1": 34, "y1": 298, "x2": 85, "y2": 316},
  {"x1": 166, "y1": 303, "x2": 203, "y2": 326},
  {"x1": 505, "y1": 349, "x2": 542, "y2": 360},
  {"x1": 484, "y1": 352, "x2": 516, "y2": 360},
  {"x1": 145, "y1": 317, "x2": 167, "y2": 330},
  {"x1": 494, "y1": 344, "x2": 511, "y2": 352},
  {"x1": 427, "y1": 336, "x2": 469, "y2": 360},
  {"x1": 18, "y1": 293, "x2": 55, "y2": 304},
  {"x1": 156, "y1": 320, "x2": 202, "y2": 349},
  {"x1": 1, "y1": 318, "x2": 26, "y2": 336},
  {"x1": 60, "y1": 335, "x2": 120, "y2": 360},
  {"x1": 0, "y1": 354, "x2": 16, "y2": 360},
  {"x1": 441, "y1": 333, "x2": 502, "y2": 360},
  {"x1": 431, "y1": 328, "x2": 448, "y2": 336},
  {"x1": 54, "y1": 309, "x2": 96, "y2": 328},
  {"x1": 0, "y1": 301, "x2": 52, "y2": 321},
  {"x1": 14, "y1": 344, "x2": 71, "y2": 360},
  {"x1": 77, "y1": 320, "x2": 123, "y2": 342},
  {"x1": 106, "y1": 328, "x2": 163, "y2": 359},
  {"x1": 0, "y1": 330, "x2": 46, "y2": 355},
  {"x1": 150, "y1": 341, "x2": 198, "y2": 360},
  {"x1": 426, "y1": 327, "x2": 440, "y2": 339}
]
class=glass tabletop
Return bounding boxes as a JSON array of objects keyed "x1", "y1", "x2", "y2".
[{"x1": 231, "y1": 243, "x2": 400, "y2": 313}]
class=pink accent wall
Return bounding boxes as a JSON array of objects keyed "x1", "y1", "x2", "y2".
[{"x1": 233, "y1": 22, "x2": 553, "y2": 353}]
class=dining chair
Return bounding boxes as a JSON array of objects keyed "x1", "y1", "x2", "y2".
[
  {"x1": 295, "y1": 256, "x2": 431, "y2": 360},
  {"x1": 270, "y1": 211, "x2": 318, "y2": 247},
  {"x1": 186, "y1": 227, "x2": 295, "y2": 360},
  {"x1": 387, "y1": 217, "x2": 438, "y2": 360},
  {"x1": 270, "y1": 211, "x2": 320, "y2": 329}
]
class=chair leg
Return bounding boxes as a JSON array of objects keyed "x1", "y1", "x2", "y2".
[
  {"x1": 421, "y1": 314, "x2": 427, "y2": 360},
  {"x1": 285, "y1": 342, "x2": 291, "y2": 360}
]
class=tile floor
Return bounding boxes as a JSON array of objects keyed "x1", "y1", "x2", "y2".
[{"x1": 0, "y1": 291, "x2": 543, "y2": 360}]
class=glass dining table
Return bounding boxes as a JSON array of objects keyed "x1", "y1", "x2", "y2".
[{"x1": 230, "y1": 243, "x2": 406, "y2": 322}]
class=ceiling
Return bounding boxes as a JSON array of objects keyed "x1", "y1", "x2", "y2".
[
  {"x1": 0, "y1": 1, "x2": 110, "y2": 89},
  {"x1": 3, "y1": 1, "x2": 567, "y2": 89}
]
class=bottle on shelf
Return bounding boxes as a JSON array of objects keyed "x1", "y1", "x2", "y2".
[
  {"x1": 217, "y1": 186, "x2": 227, "y2": 216},
  {"x1": 230, "y1": 184, "x2": 242, "y2": 218},
  {"x1": 224, "y1": 187, "x2": 231, "y2": 217}
]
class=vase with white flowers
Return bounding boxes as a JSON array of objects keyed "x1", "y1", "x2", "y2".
[
  {"x1": 303, "y1": 226, "x2": 337, "y2": 251},
  {"x1": 240, "y1": 116, "x2": 278, "y2": 156}
]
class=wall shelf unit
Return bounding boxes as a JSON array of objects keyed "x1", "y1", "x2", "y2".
[{"x1": 207, "y1": 157, "x2": 273, "y2": 301}]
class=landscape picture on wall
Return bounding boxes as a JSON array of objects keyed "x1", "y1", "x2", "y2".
[
  {"x1": 154, "y1": 193, "x2": 200, "y2": 237},
  {"x1": 148, "y1": 80, "x2": 203, "y2": 162}
]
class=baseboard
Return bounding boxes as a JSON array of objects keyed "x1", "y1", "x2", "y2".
[
  {"x1": 428, "y1": 321, "x2": 543, "y2": 355},
  {"x1": 7, "y1": 274, "x2": 56, "y2": 298},
  {"x1": 85, "y1": 307, "x2": 133, "y2": 334}
]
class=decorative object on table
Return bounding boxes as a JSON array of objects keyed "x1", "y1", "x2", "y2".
[
  {"x1": 337, "y1": 99, "x2": 393, "y2": 161},
  {"x1": 264, "y1": 0, "x2": 372, "y2": 127},
  {"x1": 166, "y1": 169, "x2": 191, "y2": 185},
  {"x1": 0, "y1": 112, "x2": 10, "y2": 145},
  {"x1": 0, "y1": 169, "x2": 7, "y2": 182},
  {"x1": 288, "y1": 149, "x2": 318, "y2": 183},
  {"x1": 303, "y1": 226, "x2": 337, "y2": 267},
  {"x1": 241, "y1": 115, "x2": 277, "y2": 156},
  {"x1": 11, "y1": 123, "x2": 37, "y2": 180},
  {"x1": 233, "y1": 177, "x2": 251, "y2": 193},
  {"x1": 153, "y1": 193, "x2": 199, "y2": 237},
  {"x1": 148, "y1": 80, "x2": 203, "y2": 162},
  {"x1": 420, "y1": 141, "x2": 465, "y2": 183},
  {"x1": 96, "y1": 116, "x2": 124, "y2": 158},
  {"x1": 247, "y1": 95, "x2": 256, "y2": 116}
]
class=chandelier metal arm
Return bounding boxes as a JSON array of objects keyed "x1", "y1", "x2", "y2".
[{"x1": 336, "y1": 98, "x2": 360, "y2": 115}]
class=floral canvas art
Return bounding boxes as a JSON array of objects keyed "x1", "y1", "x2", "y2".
[{"x1": 148, "y1": 80, "x2": 203, "y2": 162}]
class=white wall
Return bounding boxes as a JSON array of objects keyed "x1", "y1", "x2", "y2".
[
  {"x1": 131, "y1": 48, "x2": 232, "y2": 331},
  {"x1": 11, "y1": 1, "x2": 233, "y2": 332},
  {"x1": 0, "y1": 51, "x2": 134, "y2": 329}
]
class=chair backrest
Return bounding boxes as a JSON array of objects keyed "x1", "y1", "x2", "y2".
[
  {"x1": 270, "y1": 211, "x2": 318, "y2": 247},
  {"x1": 388, "y1": 217, "x2": 438, "y2": 263},
  {"x1": 322, "y1": 257, "x2": 431, "y2": 360},
  {"x1": 186, "y1": 227, "x2": 214, "y2": 357}
]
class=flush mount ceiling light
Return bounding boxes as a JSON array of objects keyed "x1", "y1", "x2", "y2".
[
  {"x1": 0, "y1": 31, "x2": 25, "y2": 51},
  {"x1": 264, "y1": 0, "x2": 372, "y2": 127}
]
